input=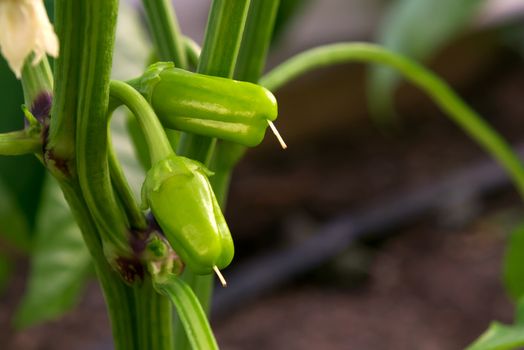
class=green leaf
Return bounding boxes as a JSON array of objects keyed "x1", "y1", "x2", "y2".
[
  {"x1": 367, "y1": 0, "x2": 485, "y2": 123},
  {"x1": 467, "y1": 322, "x2": 524, "y2": 350},
  {"x1": 467, "y1": 299, "x2": 524, "y2": 350},
  {"x1": 14, "y1": 176, "x2": 91, "y2": 328},
  {"x1": 153, "y1": 275, "x2": 219, "y2": 350},
  {"x1": 503, "y1": 225, "x2": 524, "y2": 300}
]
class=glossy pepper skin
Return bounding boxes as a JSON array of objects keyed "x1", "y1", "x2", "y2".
[
  {"x1": 142, "y1": 154, "x2": 234, "y2": 275},
  {"x1": 129, "y1": 62, "x2": 278, "y2": 147}
]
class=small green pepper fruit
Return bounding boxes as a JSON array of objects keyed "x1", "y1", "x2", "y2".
[
  {"x1": 129, "y1": 62, "x2": 278, "y2": 147},
  {"x1": 141, "y1": 154, "x2": 234, "y2": 275}
]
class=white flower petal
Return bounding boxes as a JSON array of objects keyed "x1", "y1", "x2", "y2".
[
  {"x1": 0, "y1": 1, "x2": 37, "y2": 77},
  {"x1": 0, "y1": 0, "x2": 59, "y2": 78},
  {"x1": 32, "y1": 0, "x2": 58, "y2": 59}
]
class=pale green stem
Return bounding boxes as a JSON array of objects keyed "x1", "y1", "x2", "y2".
[
  {"x1": 109, "y1": 80, "x2": 173, "y2": 164},
  {"x1": 107, "y1": 135, "x2": 147, "y2": 230},
  {"x1": 141, "y1": 0, "x2": 187, "y2": 68},
  {"x1": 154, "y1": 275, "x2": 219, "y2": 350},
  {"x1": 0, "y1": 131, "x2": 41, "y2": 155},
  {"x1": 21, "y1": 58, "x2": 53, "y2": 106}
]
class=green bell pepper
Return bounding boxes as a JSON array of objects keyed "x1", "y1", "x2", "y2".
[
  {"x1": 142, "y1": 154, "x2": 234, "y2": 275},
  {"x1": 129, "y1": 62, "x2": 278, "y2": 147}
]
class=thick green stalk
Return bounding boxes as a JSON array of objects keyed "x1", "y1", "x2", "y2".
[
  {"x1": 72, "y1": 0, "x2": 132, "y2": 263},
  {"x1": 134, "y1": 277, "x2": 174, "y2": 350},
  {"x1": 51, "y1": 2, "x2": 146, "y2": 350},
  {"x1": 48, "y1": 1, "x2": 83, "y2": 177},
  {"x1": 260, "y1": 43, "x2": 524, "y2": 199},
  {"x1": 234, "y1": 0, "x2": 280, "y2": 83},
  {"x1": 70, "y1": 3, "x2": 179, "y2": 350},
  {"x1": 58, "y1": 180, "x2": 139, "y2": 350},
  {"x1": 19, "y1": 8, "x2": 138, "y2": 349},
  {"x1": 141, "y1": 0, "x2": 187, "y2": 68},
  {"x1": 197, "y1": 0, "x2": 251, "y2": 77}
]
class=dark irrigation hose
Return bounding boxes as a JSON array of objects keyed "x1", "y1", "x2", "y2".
[{"x1": 212, "y1": 143, "x2": 524, "y2": 317}]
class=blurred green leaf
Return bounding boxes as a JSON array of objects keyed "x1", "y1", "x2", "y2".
[
  {"x1": 367, "y1": 0, "x2": 485, "y2": 124},
  {"x1": 503, "y1": 225, "x2": 524, "y2": 300},
  {"x1": 14, "y1": 176, "x2": 91, "y2": 328},
  {"x1": 466, "y1": 298, "x2": 524, "y2": 350}
]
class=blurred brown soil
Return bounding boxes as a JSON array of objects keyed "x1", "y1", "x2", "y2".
[{"x1": 215, "y1": 210, "x2": 515, "y2": 350}]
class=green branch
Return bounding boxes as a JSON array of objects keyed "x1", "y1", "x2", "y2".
[
  {"x1": 260, "y1": 43, "x2": 524, "y2": 200},
  {"x1": 0, "y1": 130, "x2": 41, "y2": 156},
  {"x1": 109, "y1": 80, "x2": 173, "y2": 164},
  {"x1": 154, "y1": 275, "x2": 219, "y2": 350},
  {"x1": 141, "y1": 0, "x2": 187, "y2": 68},
  {"x1": 21, "y1": 58, "x2": 53, "y2": 106},
  {"x1": 107, "y1": 137, "x2": 147, "y2": 231}
]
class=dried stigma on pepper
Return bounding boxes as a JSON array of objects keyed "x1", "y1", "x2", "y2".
[
  {"x1": 129, "y1": 62, "x2": 278, "y2": 147},
  {"x1": 141, "y1": 154, "x2": 234, "y2": 275}
]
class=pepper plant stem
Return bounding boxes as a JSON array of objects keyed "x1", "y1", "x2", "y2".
[
  {"x1": 47, "y1": 0, "x2": 82, "y2": 175},
  {"x1": 19, "y1": 6, "x2": 139, "y2": 349},
  {"x1": 154, "y1": 275, "x2": 219, "y2": 350},
  {"x1": 260, "y1": 43, "x2": 524, "y2": 200},
  {"x1": 107, "y1": 138, "x2": 148, "y2": 230},
  {"x1": 50, "y1": 2, "x2": 149, "y2": 349},
  {"x1": 141, "y1": 0, "x2": 187, "y2": 68},
  {"x1": 134, "y1": 277, "x2": 174, "y2": 350},
  {"x1": 0, "y1": 130, "x2": 41, "y2": 155},
  {"x1": 58, "y1": 180, "x2": 139, "y2": 350},
  {"x1": 234, "y1": 0, "x2": 280, "y2": 83},
  {"x1": 109, "y1": 81, "x2": 173, "y2": 164},
  {"x1": 72, "y1": 0, "x2": 132, "y2": 263},
  {"x1": 21, "y1": 58, "x2": 53, "y2": 106}
]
